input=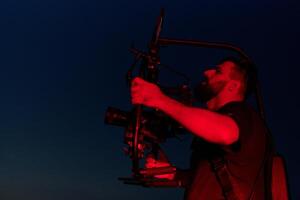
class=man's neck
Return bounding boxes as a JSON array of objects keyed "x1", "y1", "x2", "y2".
[{"x1": 206, "y1": 94, "x2": 244, "y2": 111}]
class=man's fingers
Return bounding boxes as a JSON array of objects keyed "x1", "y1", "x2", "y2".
[
  {"x1": 132, "y1": 77, "x2": 145, "y2": 86},
  {"x1": 131, "y1": 82, "x2": 145, "y2": 105},
  {"x1": 131, "y1": 97, "x2": 143, "y2": 104},
  {"x1": 130, "y1": 86, "x2": 140, "y2": 93}
]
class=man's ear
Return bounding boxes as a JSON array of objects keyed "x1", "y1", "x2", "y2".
[{"x1": 227, "y1": 80, "x2": 241, "y2": 92}]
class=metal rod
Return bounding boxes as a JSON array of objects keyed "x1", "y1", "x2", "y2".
[{"x1": 158, "y1": 38, "x2": 250, "y2": 60}]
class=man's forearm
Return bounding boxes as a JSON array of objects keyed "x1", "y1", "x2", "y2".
[{"x1": 156, "y1": 95, "x2": 239, "y2": 145}]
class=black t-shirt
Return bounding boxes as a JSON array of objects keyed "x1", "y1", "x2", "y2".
[{"x1": 185, "y1": 101, "x2": 267, "y2": 200}]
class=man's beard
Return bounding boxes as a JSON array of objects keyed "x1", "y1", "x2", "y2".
[{"x1": 193, "y1": 79, "x2": 226, "y2": 103}]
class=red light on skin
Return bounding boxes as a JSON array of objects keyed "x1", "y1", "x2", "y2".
[
  {"x1": 131, "y1": 75, "x2": 239, "y2": 146},
  {"x1": 130, "y1": 61, "x2": 246, "y2": 146}
]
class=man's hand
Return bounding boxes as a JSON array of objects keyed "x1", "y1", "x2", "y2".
[{"x1": 131, "y1": 77, "x2": 165, "y2": 109}]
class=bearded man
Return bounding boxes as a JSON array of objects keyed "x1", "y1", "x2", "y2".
[{"x1": 131, "y1": 57, "x2": 269, "y2": 200}]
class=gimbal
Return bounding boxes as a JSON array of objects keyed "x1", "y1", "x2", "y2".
[{"x1": 104, "y1": 9, "x2": 265, "y2": 188}]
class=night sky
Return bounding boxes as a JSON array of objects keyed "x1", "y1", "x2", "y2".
[{"x1": 0, "y1": 0, "x2": 299, "y2": 199}]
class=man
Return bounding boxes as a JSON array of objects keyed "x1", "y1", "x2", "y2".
[{"x1": 131, "y1": 57, "x2": 268, "y2": 200}]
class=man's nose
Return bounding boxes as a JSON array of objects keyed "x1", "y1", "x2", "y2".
[{"x1": 203, "y1": 68, "x2": 215, "y2": 78}]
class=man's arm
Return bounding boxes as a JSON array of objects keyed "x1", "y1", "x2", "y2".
[{"x1": 131, "y1": 77, "x2": 239, "y2": 145}]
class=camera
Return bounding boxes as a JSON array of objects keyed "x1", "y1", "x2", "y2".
[{"x1": 104, "y1": 106, "x2": 184, "y2": 145}]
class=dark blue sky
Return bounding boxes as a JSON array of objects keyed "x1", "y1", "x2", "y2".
[{"x1": 0, "y1": 0, "x2": 299, "y2": 199}]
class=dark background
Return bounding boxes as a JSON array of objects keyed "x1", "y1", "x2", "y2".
[{"x1": 0, "y1": 0, "x2": 299, "y2": 199}]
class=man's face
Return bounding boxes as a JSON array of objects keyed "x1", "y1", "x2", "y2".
[{"x1": 194, "y1": 61, "x2": 235, "y2": 102}]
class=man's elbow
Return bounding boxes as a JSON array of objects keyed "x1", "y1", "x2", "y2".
[{"x1": 221, "y1": 121, "x2": 239, "y2": 145}]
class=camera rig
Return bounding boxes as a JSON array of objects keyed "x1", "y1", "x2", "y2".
[{"x1": 104, "y1": 9, "x2": 265, "y2": 188}]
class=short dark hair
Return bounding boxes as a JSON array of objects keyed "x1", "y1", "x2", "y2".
[{"x1": 219, "y1": 56, "x2": 257, "y2": 97}]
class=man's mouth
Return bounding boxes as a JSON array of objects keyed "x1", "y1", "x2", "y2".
[{"x1": 200, "y1": 79, "x2": 208, "y2": 86}]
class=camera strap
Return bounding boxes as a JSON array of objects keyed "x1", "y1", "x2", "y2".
[{"x1": 210, "y1": 157, "x2": 238, "y2": 200}]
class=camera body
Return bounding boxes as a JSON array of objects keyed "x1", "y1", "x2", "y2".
[{"x1": 105, "y1": 106, "x2": 185, "y2": 158}]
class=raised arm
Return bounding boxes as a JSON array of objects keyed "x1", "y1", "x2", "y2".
[{"x1": 131, "y1": 77, "x2": 239, "y2": 145}]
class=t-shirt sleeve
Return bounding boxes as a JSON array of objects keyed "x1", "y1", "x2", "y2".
[{"x1": 218, "y1": 103, "x2": 253, "y2": 152}]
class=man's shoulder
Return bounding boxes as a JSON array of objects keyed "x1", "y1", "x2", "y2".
[
  {"x1": 217, "y1": 101, "x2": 252, "y2": 118},
  {"x1": 219, "y1": 101, "x2": 248, "y2": 110}
]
